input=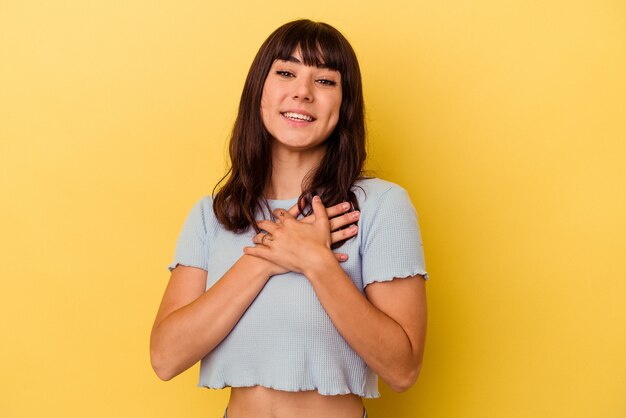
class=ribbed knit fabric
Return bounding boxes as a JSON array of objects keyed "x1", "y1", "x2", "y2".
[{"x1": 168, "y1": 178, "x2": 428, "y2": 398}]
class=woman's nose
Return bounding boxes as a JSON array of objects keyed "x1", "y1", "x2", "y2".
[{"x1": 292, "y1": 79, "x2": 313, "y2": 102}]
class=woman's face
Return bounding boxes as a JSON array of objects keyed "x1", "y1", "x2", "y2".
[{"x1": 260, "y1": 49, "x2": 342, "y2": 154}]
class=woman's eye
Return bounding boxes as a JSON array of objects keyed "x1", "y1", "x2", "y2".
[
  {"x1": 317, "y1": 79, "x2": 337, "y2": 86},
  {"x1": 276, "y1": 70, "x2": 294, "y2": 78}
]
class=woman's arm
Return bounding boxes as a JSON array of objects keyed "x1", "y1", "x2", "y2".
[
  {"x1": 244, "y1": 196, "x2": 427, "y2": 392},
  {"x1": 150, "y1": 255, "x2": 276, "y2": 381},
  {"x1": 304, "y1": 257, "x2": 426, "y2": 392},
  {"x1": 150, "y1": 201, "x2": 360, "y2": 381}
]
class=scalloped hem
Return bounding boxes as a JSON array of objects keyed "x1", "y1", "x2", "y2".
[
  {"x1": 197, "y1": 381, "x2": 380, "y2": 399},
  {"x1": 167, "y1": 261, "x2": 208, "y2": 273},
  {"x1": 364, "y1": 270, "x2": 429, "y2": 288}
]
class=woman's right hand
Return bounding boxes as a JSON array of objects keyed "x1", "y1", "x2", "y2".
[{"x1": 250, "y1": 201, "x2": 359, "y2": 276}]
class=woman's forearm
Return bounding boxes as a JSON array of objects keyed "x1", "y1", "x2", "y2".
[
  {"x1": 150, "y1": 255, "x2": 272, "y2": 380},
  {"x1": 303, "y1": 252, "x2": 425, "y2": 392}
]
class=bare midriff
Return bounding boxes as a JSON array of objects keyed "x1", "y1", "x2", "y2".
[{"x1": 227, "y1": 386, "x2": 365, "y2": 418}]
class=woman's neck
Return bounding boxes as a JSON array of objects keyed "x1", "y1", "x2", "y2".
[{"x1": 266, "y1": 144, "x2": 326, "y2": 200}]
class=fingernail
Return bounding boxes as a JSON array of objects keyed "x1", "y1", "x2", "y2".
[
  {"x1": 342, "y1": 203, "x2": 350, "y2": 210},
  {"x1": 313, "y1": 196, "x2": 321, "y2": 203},
  {"x1": 351, "y1": 211, "x2": 360, "y2": 219},
  {"x1": 340, "y1": 254, "x2": 348, "y2": 261},
  {"x1": 350, "y1": 224, "x2": 358, "y2": 231}
]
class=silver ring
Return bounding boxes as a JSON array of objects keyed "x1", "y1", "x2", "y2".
[{"x1": 261, "y1": 233, "x2": 273, "y2": 245}]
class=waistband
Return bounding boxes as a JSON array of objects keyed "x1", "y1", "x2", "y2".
[{"x1": 223, "y1": 407, "x2": 368, "y2": 418}]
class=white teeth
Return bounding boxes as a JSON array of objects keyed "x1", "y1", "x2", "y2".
[{"x1": 282, "y1": 112, "x2": 314, "y2": 122}]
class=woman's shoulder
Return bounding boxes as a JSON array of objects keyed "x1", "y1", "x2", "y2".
[
  {"x1": 352, "y1": 177, "x2": 410, "y2": 204},
  {"x1": 189, "y1": 194, "x2": 214, "y2": 216},
  {"x1": 180, "y1": 194, "x2": 218, "y2": 233},
  {"x1": 196, "y1": 194, "x2": 214, "y2": 208}
]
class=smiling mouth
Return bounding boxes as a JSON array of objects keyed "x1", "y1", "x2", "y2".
[{"x1": 281, "y1": 112, "x2": 316, "y2": 122}]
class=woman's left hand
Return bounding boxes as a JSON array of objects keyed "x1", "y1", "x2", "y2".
[{"x1": 244, "y1": 196, "x2": 353, "y2": 275}]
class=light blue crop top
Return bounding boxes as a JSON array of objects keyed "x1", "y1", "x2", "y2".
[{"x1": 167, "y1": 178, "x2": 428, "y2": 398}]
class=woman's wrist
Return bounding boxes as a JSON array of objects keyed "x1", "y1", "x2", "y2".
[
  {"x1": 240, "y1": 253, "x2": 280, "y2": 281},
  {"x1": 301, "y1": 248, "x2": 341, "y2": 283}
]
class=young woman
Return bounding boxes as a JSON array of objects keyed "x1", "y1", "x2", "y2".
[{"x1": 150, "y1": 20, "x2": 428, "y2": 418}]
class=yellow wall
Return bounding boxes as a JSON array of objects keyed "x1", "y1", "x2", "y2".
[{"x1": 1, "y1": 1, "x2": 624, "y2": 417}]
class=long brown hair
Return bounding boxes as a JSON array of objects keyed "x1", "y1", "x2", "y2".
[{"x1": 213, "y1": 20, "x2": 366, "y2": 241}]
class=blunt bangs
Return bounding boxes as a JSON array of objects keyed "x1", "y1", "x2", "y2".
[{"x1": 269, "y1": 22, "x2": 349, "y2": 74}]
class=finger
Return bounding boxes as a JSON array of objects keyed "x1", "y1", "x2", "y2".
[
  {"x1": 335, "y1": 253, "x2": 349, "y2": 262},
  {"x1": 325, "y1": 201, "x2": 352, "y2": 219},
  {"x1": 252, "y1": 233, "x2": 266, "y2": 245},
  {"x1": 287, "y1": 203, "x2": 301, "y2": 218},
  {"x1": 330, "y1": 224, "x2": 358, "y2": 244},
  {"x1": 253, "y1": 232, "x2": 274, "y2": 246},
  {"x1": 301, "y1": 201, "x2": 351, "y2": 225},
  {"x1": 312, "y1": 196, "x2": 329, "y2": 225},
  {"x1": 329, "y1": 210, "x2": 360, "y2": 231},
  {"x1": 273, "y1": 208, "x2": 295, "y2": 221},
  {"x1": 299, "y1": 213, "x2": 314, "y2": 225},
  {"x1": 257, "y1": 219, "x2": 279, "y2": 234},
  {"x1": 262, "y1": 233, "x2": 274, "y2": 246}
]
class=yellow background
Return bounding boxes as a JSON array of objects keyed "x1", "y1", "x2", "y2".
[{"x1": 1, "y1": 0, "x2": 625, "y2": 417}]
